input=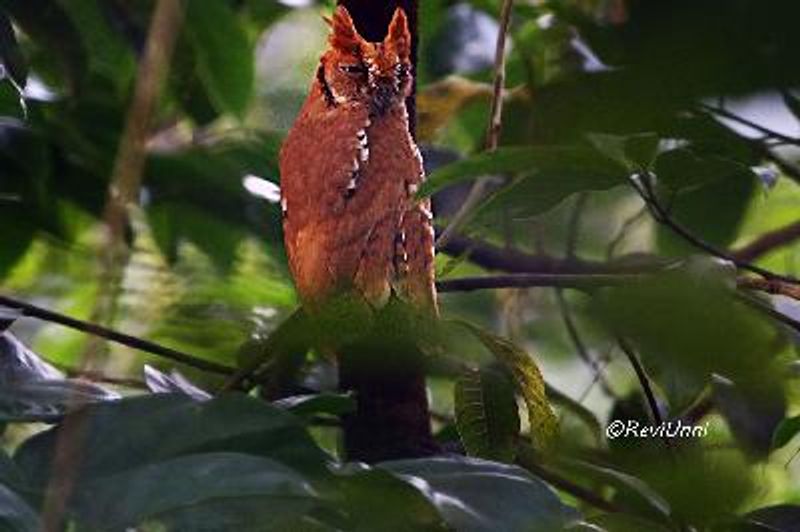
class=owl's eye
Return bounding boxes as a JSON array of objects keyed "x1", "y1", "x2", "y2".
[{"x1": 339, "y1": 64, "x2": 367, "y2": 76}]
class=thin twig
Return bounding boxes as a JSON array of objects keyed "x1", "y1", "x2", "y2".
[
  {"x1": 435, "y1": 0, "x2": 514, "y2": 249},
  {"x1": 615, "y1": 337, "x2": 672, "y2": 449},
  {"x1": 731, "y1": 220, "x2": 800, "y2": 263},
  {"x1": 0, "y1": 293, "x2": 234, "y2": 375},
  {"x1": 633, "y1": 172, "x2": 800, "y2": 285}
]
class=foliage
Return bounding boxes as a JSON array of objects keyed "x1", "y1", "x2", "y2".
[{"x1": 2, "y1": 0, "x2": 800, "y2": 530}]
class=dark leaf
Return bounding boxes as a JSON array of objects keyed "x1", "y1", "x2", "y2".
[
  {"x1": 14, "y1": 393, "x2": 329, "y2": 489},
  {"x1": 772, "y1": 415, "x2": 800, "y2": 450},
  {"x1": 71, "y1": 452, "x2": 320, "y2": 531}
]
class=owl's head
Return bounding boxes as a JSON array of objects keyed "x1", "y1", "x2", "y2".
[{"x1": 318, "y1": 6, "x2": 412, "y2": 116}]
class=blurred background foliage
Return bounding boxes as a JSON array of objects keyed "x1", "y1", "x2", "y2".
[{"x1": 2, "y1": 0, "x2": 800, "y2": 530}]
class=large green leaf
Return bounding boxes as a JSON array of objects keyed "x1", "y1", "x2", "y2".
[
  {"x1": 591, "y1": 259, "x2": 782, "y2": 411},
  {"x1": 71, "y1": 452, "x2": 320, "y2": 531},
  {"x1": 419, "y1": 146, "x2": 628, "y2": 200},
  {"x1": 14, "y1": 394, "x2": 330, "y2": 490},
  {"x1": 185, "y1": 0, "x2": 254, "y2": 118},
  {"x1": 454, "y1": 366, "x2": 520, "y2": 462},
  {"x1": 380, "y1": 457, "x2": 578, "y2": 532},
  {"x1": 654, "y1": 149, "x2": 757, "y2": 255}
]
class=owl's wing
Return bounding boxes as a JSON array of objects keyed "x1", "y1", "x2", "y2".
[{"x1": 279, "y1": 100, "x2": 374, "y2": 307}]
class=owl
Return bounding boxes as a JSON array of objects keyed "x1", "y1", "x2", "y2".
[{"x1": 279, "y1": 6, "x2": 437, "y2": 317}]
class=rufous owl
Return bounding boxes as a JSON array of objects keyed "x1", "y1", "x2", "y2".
[{"x1": 279, "y1": 6, "x2": 437, "y2": 316}]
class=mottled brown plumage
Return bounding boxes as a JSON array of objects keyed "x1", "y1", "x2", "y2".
[{"x1": 280, "y1": 6, "x2": 436, "y2": 315}]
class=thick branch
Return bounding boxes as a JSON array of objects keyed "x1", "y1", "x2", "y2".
[{"x1": 437, "y1": 273, "x2": 635, "y2": 293}]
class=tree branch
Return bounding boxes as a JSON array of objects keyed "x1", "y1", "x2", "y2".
[
  {"x1": 0, "y1": 293, "x2": 234, "y2": 375},
  {"x1": 731, "y1": 220, "x2": 800, "y2": 263},
  {"x1": 440, "y1": 233, "x2": 669, "y2": 274},
  {"x1": 632, "y1": 172, "x2": 800, "y2": 285}
]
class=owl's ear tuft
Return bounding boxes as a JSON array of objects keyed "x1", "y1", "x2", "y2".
[
  {"x1": 327, "y1": 6, "x2": 362, "y2": 54},
  {"x1": 385, "y1": 8, "x2": 411, "y2": 61}
]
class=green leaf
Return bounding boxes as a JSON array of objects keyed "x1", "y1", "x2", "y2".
[
  {"x1": 14, "y1": 394, "x2": 329, "y2": 490},
  {"x1": 454, "y1": 366, "x2": 520, "y2": 462},
  {"x1": 772, "y1": 415, "x2": 800, "y2": 450},
  {"x1": 0, "y1": 484, "x2": 40, "y2": 532},
  {"x1": 591, "y1": 262, "x2": 780, "y2": 412},
  {"x1": 418, "y1": 146, "x2": 628, "y2": 199},
  {"x1": 71, "y1": 452, "x2": 319, "y2": 531},
  {"x1": 456, "y1": 321, "x2": 558, "y2": 453},
  {"x1": 185, "y1": 0, "x2": 254, "y2": 118},
  {"x1": 381, "y1": 456, "x2": 577, "y2": 532}
]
